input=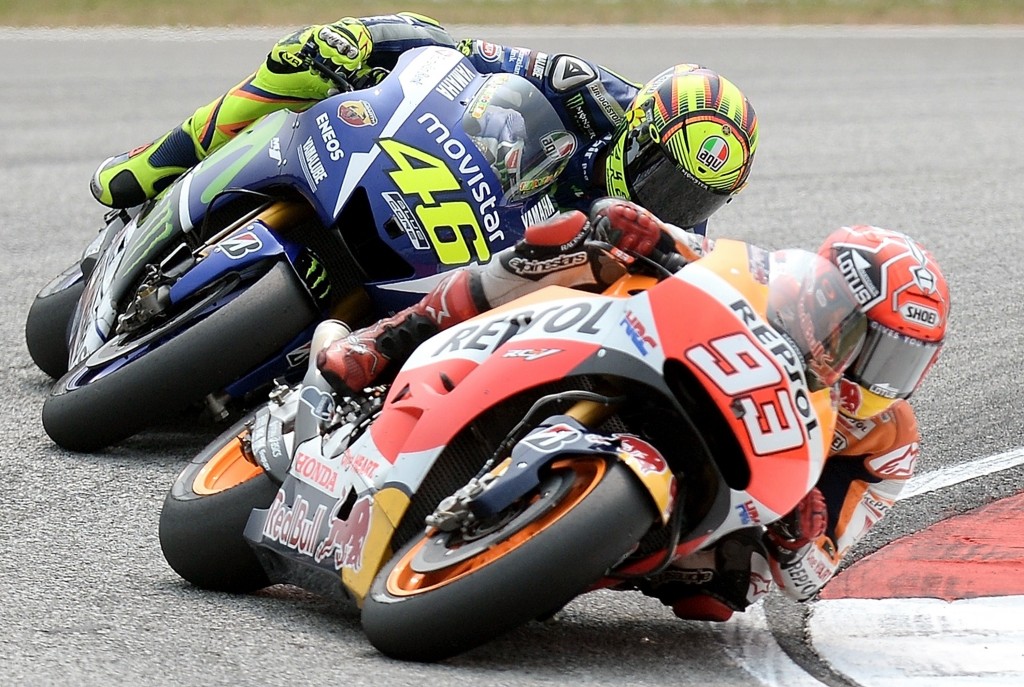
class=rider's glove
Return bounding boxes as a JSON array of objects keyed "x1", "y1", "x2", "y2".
[
  {"x1": 588, "y1": 198, "x2": 669, "y2": 257},
  {"x1": 765, "y1": 487, "x2": 827, "y2": 561},
  {"x1": 270, "y1": 19, "x2": 373, "y2": 78}
]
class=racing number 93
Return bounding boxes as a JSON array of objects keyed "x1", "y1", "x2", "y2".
[
  {"x1": 379, "y1": 138, "x2": 491, "y2": 266},
  {"x1": 686, "y1": 332, "x2": 808, "y2": 456}
]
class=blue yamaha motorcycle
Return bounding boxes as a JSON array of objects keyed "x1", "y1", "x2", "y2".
[{"x1": 29, "y1": 45, "x2": 574, "y2": 452}]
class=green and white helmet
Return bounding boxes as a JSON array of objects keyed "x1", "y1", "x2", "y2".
[{"x1": 604, "y1": 65, "x2": 759, "y2": 229}]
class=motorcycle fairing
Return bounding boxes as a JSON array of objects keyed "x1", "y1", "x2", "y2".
[
  {"x1": 244, "y1": 243, "x2": 839, "y2": 601},
  {"x1": 68, "y1": 48, "x2": 502, "y2": 363},
  {"x1": 166, "y1": 222, "x2": 298, "y2": 303},
  {"x1": 379, "y1": 242, "x2": 833, "y2": 532},
  {"x1": 65, "y1": 112, "x2": 295, "y2": 366},
  {"x1": 236, "y1": 47, "x2": 526, "y2": 281},
  {"x1": 650, "y1": 240, "x2": 835, "y2": 516},
  {"x1": 68, "y1": 212, "x2": 140, "y2": 364}
]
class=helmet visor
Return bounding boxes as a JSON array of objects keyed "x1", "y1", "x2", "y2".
[
  {"x1": 628, "y1": 143, "x2": 730, "y2": 229},
  {"x1": 846, "y1": 320, "x2": 942, "y2": 401}
]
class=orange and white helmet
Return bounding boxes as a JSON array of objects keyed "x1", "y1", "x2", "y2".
[{"x1": 818, "y1": 225, "x2": 950, "y2": 419}]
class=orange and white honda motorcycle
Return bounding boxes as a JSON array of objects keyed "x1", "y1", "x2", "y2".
[{"x1": 159, "y1": 238, "x2": 865, "y2": 662}]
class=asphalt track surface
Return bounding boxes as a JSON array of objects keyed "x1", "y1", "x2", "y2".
[{"x1": 2, "y1": 24, "x2": 1023, "y2": 686}]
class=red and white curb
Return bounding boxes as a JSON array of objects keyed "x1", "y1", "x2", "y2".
[{"x1": 720, "y1": 447, "x2": 1024, "y2": 685}]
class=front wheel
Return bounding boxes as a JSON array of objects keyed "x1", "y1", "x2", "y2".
[
  {"x1": 42, "y1": 261, "x2": 319, "y2": 452},
  {"x1": 361, "y1": 458, "x2": 657, "y2": 662},
  {"x1": 25, "y1": 263, "x2": 85, "y2": 378},
  {"x1": 159, "y1": 413, "x2": 279, "y2": 593}
]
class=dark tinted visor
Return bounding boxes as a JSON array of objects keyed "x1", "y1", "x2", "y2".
[{"x1": 628, "y1": 144, "x2": 729, "y2": 229}]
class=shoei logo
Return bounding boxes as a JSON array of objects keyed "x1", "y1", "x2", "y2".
[
  {"x1": 697, "y1": 136, "x2": 730, "y2": 172},
  {"x1": 901, "y1": 302, "x2": 940, "y2": 328}
]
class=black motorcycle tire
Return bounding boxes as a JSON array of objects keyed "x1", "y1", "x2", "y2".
[
  {"x1": 42, "y1": 261, "x2": 319, "y2": 452},
  {"x1": 361, "y1": 457, "x2": 657, "y2": 662},
  {"x1": 25, "y1": 263, "x2": 85, "y2": 379},
  {"x1": 159, "y1": 413, "x2": 278, "y2": 593}
]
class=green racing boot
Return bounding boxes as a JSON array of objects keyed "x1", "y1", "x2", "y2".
[{"x1": 90, "y1": 125, "x2": 201, "y2": 208}]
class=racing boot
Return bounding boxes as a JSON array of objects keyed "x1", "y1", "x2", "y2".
[
  {"x1": 638, "y1": 528, "x2": 772, "y2": 622},
  {"x1": 90, "y1": 126, "x2": 202, "y2": 208},
  {"x1": 91, "y1": 19, "x2": 375, "y2": 209},
  {"x1": 316, "y1": 269, "x2": 485, "y2": 394}
]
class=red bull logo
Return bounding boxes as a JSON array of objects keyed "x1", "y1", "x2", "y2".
[{"x1": 315, "y1": 495, "x2": 373, "y2": 570}]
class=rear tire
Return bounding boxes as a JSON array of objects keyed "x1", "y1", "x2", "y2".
[
  {"x1": 361, "y1": 458, "x2": 656, "y2": 662},
  {"x1": 42, "y1": 261, "x2": 319, "y2": 452},
  {"x1": 159, "y1": 414, "x2": 278, "y2": 593},
  {"x1": 25, "y1": 263, "x2": 85, "y2": 378}
]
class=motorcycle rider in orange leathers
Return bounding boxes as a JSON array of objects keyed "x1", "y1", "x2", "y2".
[{"x1": 314, "y1": 199, "x2": 950, "y2": 621}]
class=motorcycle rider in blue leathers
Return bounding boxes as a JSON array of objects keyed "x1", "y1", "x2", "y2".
[
  {"x1": 91, "y1": 12, "x2": 758, "y2": 238},
  {"x1": 91, "y1": 11, "x2": 771, "y2": 622}
]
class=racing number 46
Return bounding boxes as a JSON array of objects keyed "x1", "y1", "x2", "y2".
[{"x1": 379, "y1": 139, "x2": 491, "y2": 266}]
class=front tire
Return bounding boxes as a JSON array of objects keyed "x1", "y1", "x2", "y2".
[
  {"x1": 25, "y1": 263, "x2": 85, "y2": 378},
  {"x1": 159, "y1": 414, "x2": 279, "y2": 593},
  {"x1": 361, "y1": 458, "x2": 657, "y2": 662},
  {"x1": 42, "y1": 261, "x2": 319, "y2": 452}
]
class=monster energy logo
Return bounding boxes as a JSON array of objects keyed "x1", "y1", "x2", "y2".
[{"x1": 303, "y1": 255, "x2": 331, "y2": 302}]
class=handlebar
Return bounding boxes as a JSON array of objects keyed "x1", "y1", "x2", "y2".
[
  {"x1": 650, "y1": 248, "x2": 690, "y2": 274},
  {"x1": 299, "y1": 39, "x2": 356, "y2": 93},
  {"x1": 585, "y1": 239, "x2": 689, "y2": 278}
]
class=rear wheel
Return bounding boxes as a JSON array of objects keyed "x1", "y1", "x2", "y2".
[
  {"x1": 361, "y1": 458, "x2": 657, "y2": 662},
  {"x1": 42, "y1": 261, "x2": 319, "y2": 452},
  {"x1": 159, "y1": 414, "x2": 278, "y2": 593},
  {"x1": 25, "y1": 263, "x2": 85, "y2": 378}
]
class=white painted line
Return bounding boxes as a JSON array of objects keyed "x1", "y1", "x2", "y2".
[
  {"x1": 900, "y1": 446, "x2": 1024, "y2": 500},
  {"x1": 810, "y1": 597, "x2": 1024, "y2": 686},
  {"x1": 705, "y1": 604, "x2": 826, "y2": 686}
]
